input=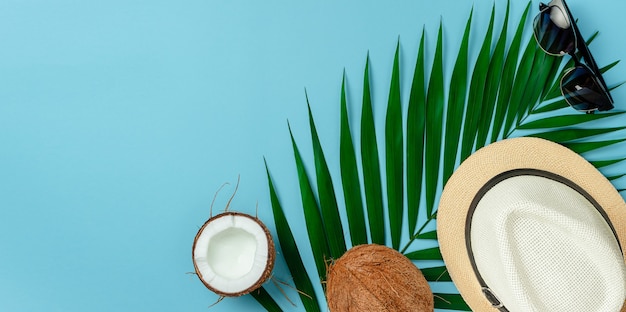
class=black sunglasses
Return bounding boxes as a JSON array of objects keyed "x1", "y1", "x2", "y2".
[{"x1": 533, "y1": 0, "x2": 614, "y2": 114}]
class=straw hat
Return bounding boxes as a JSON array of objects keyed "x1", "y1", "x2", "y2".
[{"x1": 437, "y1": 137, "x2": 626, "y2": 312}]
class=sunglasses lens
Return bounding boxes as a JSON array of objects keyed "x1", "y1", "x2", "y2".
[
  {"x1": 562, "y1": 66, "x2": 614, "y2": 112},
  {"x1": 533, "y1": 5, "x2": 576, "y2": 55}
]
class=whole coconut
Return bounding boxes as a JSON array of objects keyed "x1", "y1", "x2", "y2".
[{"x1": 326, "y1": 244, "x2": 434, "y2": 312}]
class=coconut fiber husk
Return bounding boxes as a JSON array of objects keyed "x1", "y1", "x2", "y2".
[{"x1": 326, "y1": 244, "x2": 433, "y2": 312}]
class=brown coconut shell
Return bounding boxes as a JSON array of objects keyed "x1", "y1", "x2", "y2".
[
  {"x1": 326, "y1": 244, "x2": 434, "y2": 312},
  {"x1": 192, "y1": 211, "x2": 275, "y2": 297}
]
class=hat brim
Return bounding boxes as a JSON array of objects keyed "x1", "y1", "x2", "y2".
[{"x1": 437, "y1": 137, "x2": 626, "y2": 311}]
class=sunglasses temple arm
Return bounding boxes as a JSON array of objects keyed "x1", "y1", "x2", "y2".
[{"x1": 564, "y1": 2, "x2": 614, "y2": 102}]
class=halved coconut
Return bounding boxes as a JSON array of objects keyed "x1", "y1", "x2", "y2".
[
  {"x1": 326, "y1": 244, "x2": 434, "y2": 311},
  {"x1": 192, "y1": 211, "x2": 275, "y2": 297}
]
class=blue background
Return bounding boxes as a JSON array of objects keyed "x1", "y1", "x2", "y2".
[{"x1": 1, "y1": 0, "x2": 625, "y2": 311}]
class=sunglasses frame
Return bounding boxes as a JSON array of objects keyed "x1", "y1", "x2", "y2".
[{"x1": 533, "y1": 0, "x2": 614, "y2": 113}]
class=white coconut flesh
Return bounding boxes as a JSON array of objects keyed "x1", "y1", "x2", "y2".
[{"x1": 193, "y1": 213, "x2": 273, "y2": 296}]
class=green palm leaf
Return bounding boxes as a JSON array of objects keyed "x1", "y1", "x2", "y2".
[
  {"x1": 405, "y1": 247, "x2": 443, "y2": 261},
  {"x1": 288, "y1": 124, "x2": 330, "y2": 281},
  {"x1": 250, "y1": 287, "x2": 283, "y2": 312},
  {"x1": 442, "y1": 10, "x2": 471, "y2": 184},
  {"x1": 517, "y1": 112, "x2": 624, "y2": 129},
  {"x1": 257, "y1": 2, "x2": 625, "y2": 311},
  {"x1": 339, "y1": 73, "x2": 368, "y2": 247},
  {"x1": 590, "y1": 158, "x2": 626, "y2": 169},
  {"x1": 421, "y1": 266, "x2": 451, "y2": 282},
  {"x1": 518, "y1": 49, "x2": 558, "y2": 121},
  {"x1": 564, "y1": 139, "x2": 626, "y2": 154},
  {"x1": 476, "y1": 2, "x2": 508, "y2": 150},
  {"x1": 406, "y1": 28, "x2": 427, "y2": 237},
  {"x1": 417, "y1": 230, "x2": 437, "y2": 240},
  {"x1": 386, "y1": 42, "x2": 404, "y2": 250},
  {"x1": 360, "y1": 56, "x2": 385, "y2": 246},
  {"x1": 504, "y1": 34, "x2": 537, "y2": 137},
  {"x1": 528, "y1": 127, "x2": 626, "y2": 142},
  {"x1": 460, "y1": 6, "x2": 494, "y2": 161},
  {"x1": 608, "y1": 173, "x2": 626, "y2": 181},
  {"x1": 491, "y1": 2, "x2": 531, "y2": 142},
  {"x1": 532, "y1": 98, "x2": 569, "y2": 114},
  {"x1": 434, "y1": 294, "x2": 471, "y2": 311},
  {"x1": 306, "y1": 96, "x2": 347, "y2": 259},
  {"x1": 265, "y1": 161, "x2": 320, "y2": 311},
  {"x1": 424, "y1": 21, "x2": 445, "y2": 219}
]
